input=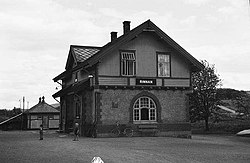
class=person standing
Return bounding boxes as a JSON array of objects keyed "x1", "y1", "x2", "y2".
[
  {"x1": 39, "y1": 124, "x2": 43, "y2": 140},
  {"x1": 73, "y1": 123, "x2": 79, "y2": 141}
]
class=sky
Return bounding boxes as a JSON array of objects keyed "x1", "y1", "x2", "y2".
[{"x1": 0, "y1": 0, "x2": 250, "y2": 109}]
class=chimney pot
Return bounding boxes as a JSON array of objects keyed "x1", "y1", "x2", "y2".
[
  {"x1": 42, "y1": 96, "x2": 45, "y2": 103},
  {"x1": 123, "y1": 21, "x2": 131, "y2": 34},
  {"x1": 110, "y1": 31, "x2": 117, "y2": 42},
  {"x1": 39, "y1": 97, "x2": 41, "y2": 103}
]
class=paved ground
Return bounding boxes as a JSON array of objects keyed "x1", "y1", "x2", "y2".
[{"x1": 0, "y1": 130, "x2": 250, "y2": 163}]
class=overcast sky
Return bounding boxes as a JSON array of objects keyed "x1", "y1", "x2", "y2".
[{"x1": 0, "y1": 0, "x2": 250, "y2": 109}]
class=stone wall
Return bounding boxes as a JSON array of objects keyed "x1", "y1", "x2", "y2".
[{"x1": 99, "y1": 89, "x2": 190, "y2": 125}]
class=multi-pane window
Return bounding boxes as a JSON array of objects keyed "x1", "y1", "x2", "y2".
[
  {"x1": 133, "y1": 97, "x2": 156, "y2": 122},
  {"x1": 134, "y1": 109, "x2": 140, "y2": 121},
  {"x1": 121, "y1": 51, "x2": 136, "y2": 76},
  {"x1": 150, "y1": 109, "x2": 156, "y2": 121},
  {"x1": 157, "y1": 53, "x2": 170, "y2": 77}
]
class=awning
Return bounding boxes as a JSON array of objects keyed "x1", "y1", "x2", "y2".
[{"x1": 52, "y1": 78, "x2": 90, "y2": 98}]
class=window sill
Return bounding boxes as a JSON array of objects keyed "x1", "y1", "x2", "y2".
[
  {"x1": 133, "y1": 121, "x2": 157, "y2": 124},
  {"x1": 121, "y1": 75, "x2": 136, "y2": 77}
]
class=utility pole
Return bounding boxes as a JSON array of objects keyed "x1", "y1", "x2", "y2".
[
  {"x1": 19, "y1": 99, "x2": 21, "y2": 109},
  {"x1": 21, "y1": 96, "x2": 25, "y2": 130},
  {"x1": 23, "y1": 96, "x2": 25, "y2": 113}
]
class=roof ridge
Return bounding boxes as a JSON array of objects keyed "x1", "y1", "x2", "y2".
[
  {"x1": 28, "y1": 101, "x2": 59, "y2": 113},
  {"x1": 70, "y1": 45, "x2": 102, "y2": 49}
]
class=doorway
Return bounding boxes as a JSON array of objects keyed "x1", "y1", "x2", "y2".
[{"x1": 42, "y1": 116, "x2": 49, "y2": 129}]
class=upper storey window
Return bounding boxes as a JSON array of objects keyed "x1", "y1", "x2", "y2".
[
  {"x1": 121, "y1": 51, "x2": 136, "y2": 76},
  {"x1": 157, "y1": 52, "x2": 170, "y2": 77}
]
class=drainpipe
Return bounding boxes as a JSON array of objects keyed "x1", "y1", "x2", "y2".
[{"x1": 53, "y1": 97, "x2": 61, "y2": 131}]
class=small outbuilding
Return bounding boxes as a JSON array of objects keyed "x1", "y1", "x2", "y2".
[{"x1": 26, "y1": 96, "x2": 60, "y2": 129}]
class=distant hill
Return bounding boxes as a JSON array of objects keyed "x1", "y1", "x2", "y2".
[
  {"x1": 217, "y1": 88, "x2": 250, "y2": 114},
  {"x1": 50, "y1": 103, "x2": 60, "y2": 111},
  {"x1": 50, "y1": 103, "x2": 60, "y2": 108}
]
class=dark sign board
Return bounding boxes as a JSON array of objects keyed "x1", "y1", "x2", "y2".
[{"x1": 136, "y1": 78, "x2": 156, "y2": 85}]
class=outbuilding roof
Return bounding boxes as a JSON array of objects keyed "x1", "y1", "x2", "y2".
[{"x1": 28, "y1": 97, "x2": 59, "y2": 114}]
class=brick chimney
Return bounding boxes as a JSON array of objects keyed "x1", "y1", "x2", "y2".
[
  {"x1": 123, "y1": 21, "x2": 131, "y2": 34},
  {"x1": 110, "y1": 31, "x2": 117, "y2": 42}
]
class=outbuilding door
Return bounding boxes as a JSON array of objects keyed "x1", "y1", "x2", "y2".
[{"x1": 43, "y1": 116, "x2": 49, "y2": 129}]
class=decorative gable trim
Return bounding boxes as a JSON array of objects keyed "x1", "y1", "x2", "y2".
[
  {"x1": 83, "y1": 20, "x2": 204, "y2": 71},
  {"x1": 53, "y1": 20, "x2": 204, "y2": 82}
]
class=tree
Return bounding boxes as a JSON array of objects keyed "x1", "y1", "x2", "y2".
[
  {"x1": 233, "y1": 92, "x2": 250, "y2": 115},
  {"x1": 189, "y1": 60, "x2": 222, "y2": 131}
]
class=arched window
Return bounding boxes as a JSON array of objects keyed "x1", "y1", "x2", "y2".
[{"x1": 133, "y1": 97, "x2": 156, "y2": 122}]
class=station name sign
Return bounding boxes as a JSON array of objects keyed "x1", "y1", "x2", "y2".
[{"x1": 136, "y1": 78, "x2": 156, "y2": 85}]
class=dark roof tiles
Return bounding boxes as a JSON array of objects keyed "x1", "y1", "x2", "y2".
[
  {"x1": 28, "y1": 102, "x2": 59, "y2": 113},
  {"x1": 72, "y1": 46, "x2": 100, "y2": 63}
]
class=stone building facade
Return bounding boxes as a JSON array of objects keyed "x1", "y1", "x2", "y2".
[{"x1": 53, "y1": 20, "x2": 203, "y2": 138}]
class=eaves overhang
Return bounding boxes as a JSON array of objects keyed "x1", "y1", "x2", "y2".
[{"x1": 52, "y1": 78, "x2": 90, "y2": 98}]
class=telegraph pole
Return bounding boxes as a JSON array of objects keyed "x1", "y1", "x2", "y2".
[
  {"x1": 23, "y1": 96, "x2": 25, "y2": 113},
  {"x1": 21, "y1": 96, "x2": 25, "y2": 130},
  {"x1": 19, "y1": 99, "x2": 21, "y2": 109}
]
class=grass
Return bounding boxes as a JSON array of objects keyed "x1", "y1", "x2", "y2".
[{"x1": 191, "y1": 117, "x2": 250, "y2": 134}]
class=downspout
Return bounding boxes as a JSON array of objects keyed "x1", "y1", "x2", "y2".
[
  {"x1": 93, "y1": 62, "x2": 100, "y2": 124},
  {"x1": 53, "y1": 96, "x2": 62, "y2": 131}
]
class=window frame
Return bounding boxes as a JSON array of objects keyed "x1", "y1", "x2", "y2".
[
  {"x1": 156, "y1": 52, "x2": 171, "y2": 78},
  {"x1": 133, "y1": 96, "x2": 157, "y2": 122},
  {"x1": 120, "y1": 50, "x2": 136, "y2": 76}
]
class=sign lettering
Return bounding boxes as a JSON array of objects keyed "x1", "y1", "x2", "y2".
[{"x1": 136, "y1": 78, "x2": 156, "y2": 85}]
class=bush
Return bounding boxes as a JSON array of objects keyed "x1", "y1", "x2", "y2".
[{"x1": 192, "y1": 118, "x2": 250, "y2": 134}]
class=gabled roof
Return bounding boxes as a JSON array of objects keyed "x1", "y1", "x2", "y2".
[
  {"x1": 54, "y1": 46, "x2": 101, "y2": 81},
  {"x1": 54, "y1": 20, "x2": 204, "y2": 82},
  {"x1": 84, "y1": 19, "x2": 203, "y2": 70},
  {"x1": 73, "y1": 46, "x2": 101, "y2": 62},
  {"x1": 65, "y1": 45, "x2": 101, "y2": 70},
  {"x1": 28, "y1": 101, "x2": 59, "y2": 114}
]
